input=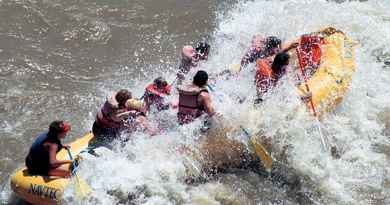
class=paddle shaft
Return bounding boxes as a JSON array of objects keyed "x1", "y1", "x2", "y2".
[{"x1": 65, "y1": 148, "x2": 92, "y2": 198}]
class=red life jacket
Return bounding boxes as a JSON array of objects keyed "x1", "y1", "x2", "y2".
[
  {"x1": 177, "y1": 85, "x2": 208, "y2": 124},
  {"x1": 297, "y1": 35, "x2": 323, "y2": 76},
  {"x1": 255, "y1": 59, "x2": 276, "y2": 97},
  {"x1": 95, "y1": 93, "x2": 128, "y2": 129},
  {"x1": 144, "y1": 83, "x2": 171, "y2": 111}
]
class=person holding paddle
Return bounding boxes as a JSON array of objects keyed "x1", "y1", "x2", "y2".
[{"x1": 25, "y1": 121, "x2": 73, "y2": 178}]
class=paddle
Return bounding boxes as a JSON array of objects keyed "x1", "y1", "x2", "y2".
[
  {"x1": 240, "y1": 126, "x2": 273, "y2": 173},
  {"x1": 204, "y1": 76, "x2": 273, "y2": 172},
  {"x1": 65, "y1": 148, "x2": 92, "y2": 200}
]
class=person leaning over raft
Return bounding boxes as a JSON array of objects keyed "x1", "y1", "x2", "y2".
[
  {"x1": 255, "y1": 52, "x2": 312, "y2": 103},
  {"x1": 255, "y1": 52, "x2": 291, "y2": 99},
  {"x1": 142, "y1": 77, "x2": 172, "y2": 112},
  {"x1": 124, "y1": 99, "x2": 158, "y2": 136},
  {"x1": 176, "y1": 42, "x2": 210, "y2": 85},
  {"x1": 25, "y1": 121, "x2": 73, "y2": 178},
  {"x1": 240, "y1": 35, "x2": 298, "y2": 71},
  {"x1": 92, "y1": 89, "x2": 132, "y2": 143},
  {"x1": 177, "y1": 70, "x2": 215, "y2": 125}
]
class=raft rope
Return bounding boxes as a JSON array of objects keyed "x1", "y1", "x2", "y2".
[{"x1": 296, "y1": 46, "x2": 330, "y2": 152}]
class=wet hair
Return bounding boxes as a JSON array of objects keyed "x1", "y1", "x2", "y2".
[
  {"x1": 193, "y1": 70, "x2": 208, "y2": 87},
  {"x1": 195, "y1": 41, "x2": 210, "y2": 59},
  {"x1": 154, "y1": 77, "x2": 168, "y2": 89},
  {"x1": 116, "y1": 89, "x2": 132, "y2": 107},
  {"x1": 48, "y1": 121, "x2": 66, "y2": 139},
  {"x1": 265, "y1": 36, "x2": 282, "y2": 50},
  {"x1": 272, "y1": 52, "x2": 290, "y2": 76}
]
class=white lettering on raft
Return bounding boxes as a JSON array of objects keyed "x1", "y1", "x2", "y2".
[{"x1": 28, "y1": 183, "x2": 59, "y2": 200}]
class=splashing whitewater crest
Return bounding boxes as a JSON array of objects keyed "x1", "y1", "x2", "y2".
[{"x1": 71, "y1": 1, "x2": 390, "y2": 204}]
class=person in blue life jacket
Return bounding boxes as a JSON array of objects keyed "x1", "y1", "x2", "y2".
[{"x1": 25, "y1": 121, "x2": 73, "y2": 178}]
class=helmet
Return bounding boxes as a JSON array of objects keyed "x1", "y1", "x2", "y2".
[
  {"x1": 265, "y1": 36, "x2": 282, "y2": 50},
  {"x1": 126, "y1": 99, "x2": 144, "y2": 111}
]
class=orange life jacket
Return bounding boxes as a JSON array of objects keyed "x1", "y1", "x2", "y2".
[{"x1": 255, "y1": 59, "x2": 276, "y2": 97}]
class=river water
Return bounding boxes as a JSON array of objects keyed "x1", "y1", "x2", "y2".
[{"x1": 1, "y1": 0, "x2": 389, "y2": 204}]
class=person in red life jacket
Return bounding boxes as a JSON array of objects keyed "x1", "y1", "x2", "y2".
[
  {"x1": 177, "y1": 42, "x2": 210, "y2": 85},
  {"x1": 240, "y1": 36, "x2": 298, "y2": 71},
  {"x1": 25, "y1": 121, "x2": 73, "y2": 177},
  {"x1": 255, "y1": 52, "x2": 290, "y2": 102},
  {"x1": 177, "y1": 70, "x2": 215, "y2": 125},
  {"x1": 92, "y1": 89, "x2": 132, "y2": 143},
  {"x1": 143, "y1": 77, "x2": 172, "y2": 112},
  {"x1": 124, "y1": 99, "x2": 158, "y2": 136}
]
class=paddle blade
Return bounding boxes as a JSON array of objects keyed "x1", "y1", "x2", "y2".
[
  {"x1": 250, "y1": 137, "x2": 273, "y2": 172},
  {"x1": 229, "y1": 63, "x2": 241, "y2": 74},
  {"x1": 74, "y1": 175, "x2": 92, "y2": 200}
]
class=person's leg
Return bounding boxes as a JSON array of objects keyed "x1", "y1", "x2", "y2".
[{"x1": 48, "y1": 167, "x2": 71, "y2": 178}]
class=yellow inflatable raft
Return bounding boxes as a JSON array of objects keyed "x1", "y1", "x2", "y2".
[
  {"x1": 10, "y1": 132, "x2": 94, "y2": 205},
  {"x1": 294, "y1": 27, "x2": 357, "y2": 116}
]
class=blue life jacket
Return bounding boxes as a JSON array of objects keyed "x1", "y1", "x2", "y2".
[{"x1": 26, "y1": 132, "x2": 63, "y2": 174}]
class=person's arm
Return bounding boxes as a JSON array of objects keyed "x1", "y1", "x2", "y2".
[
  {"x1": 281, "y1": 40, "x2": 299, "y2": 52},
  {"x1": 47, "y1": 143, "x2": 72, "y2": 168},
  {"x1": 240, "y1": 49, "x2": 254, "y2": 71},
  {"x1": 199, "y1": 92, "x2": 215, "y2": 117}
]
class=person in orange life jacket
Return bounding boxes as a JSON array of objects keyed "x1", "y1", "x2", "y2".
[
  {"x1": 92, "y1": 89, "x2": 132, "y2": 142},
  {"x1": 177, "y1": 42, "x2": 210, "y2": 85},
  {"x1": 143, "y1": 77, "x2": 172, "y2": 112},
  {"x1": 25, "y1": 121, "x2": 73, "y2": 177},
  {"x1": 255, "y1": 52, "x2": 290, "y2": 102},
  {"x1": 255, "y1": 52, "x2": 312, "y2": 103},
  {"x1": 177, "y1": 70, "x2": 215, "y2": 125},
  {"x1": 124, "y1": 99, "x2": 158, "y2": 136},
  {"x1": 240, "y1": 35, "x2": 298, "y2": 71}
]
